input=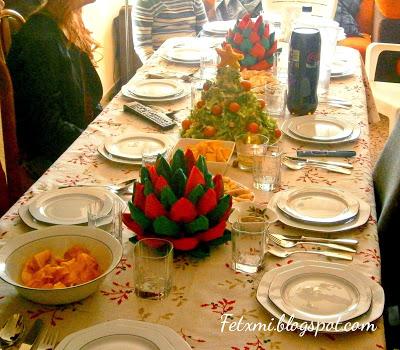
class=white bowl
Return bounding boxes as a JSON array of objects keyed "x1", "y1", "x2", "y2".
[
  {"x1": 228, "y1": 202, "x2": 278, "y2": 224},
  {"x1": 0, "y1": 225, "x2": 122, "y2": 305}
]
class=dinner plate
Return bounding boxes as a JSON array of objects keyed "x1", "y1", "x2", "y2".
[
  {"x1": 202, "y1": 20, "x2": 235, "y2": 34},
  {"x1": 256, "y1": 261, "x2": 384, "y2": 333},
  {"x1": 98, "y1": 144, "x2": 142, "y2": 165},
  {"x1": 288, "y1": 117, "x2": 353, "y2": 141},
  {"x1": 281, "y1": 119, "x2": 361, "y2": 144},
  {"x1": 121, "y1": 85, "x2": 189, "y2": 102},
  {"x1": 268, "y1": 265, "x2": 372, "y2": 323},
  {"x1": 228, "y1": 202, "x2": 278, "y2": 224},
  {"x1": 268, "y1": 189, "x2": 370, "y2": 232},
  {"x1": 56, "y1": 319, "x2": 191, "y2": 350},
  {"x1": 104, "y1": 133, "x2": 169, "y2": 160},
  {"x1": 129, "y1": 79, "x2": 183, "y2": 99},
  {"x1": 164, "y1": 47, "x2": 202, "y2": 62},
  {"x1": 276, "y1": 187, "x2": 359, "y2": 225},
  {"x1": 28, "y1": 188, "x2": 114, "y2": 225}
]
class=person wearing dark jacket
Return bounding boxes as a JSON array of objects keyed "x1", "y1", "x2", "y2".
[{"x1": 7, "y1": 0, "x2": 102, "y2": 179}]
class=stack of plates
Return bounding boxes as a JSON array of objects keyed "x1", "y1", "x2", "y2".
[
  {"x1": 161, "y1": 47, "x2": 203, "y2": 64},
  {"x1": 281, "y1": 116, "x2": 360, "y2": 144},
  {"x1": 56, "y1": 319, "x2": 191, "y2": 350},
  {"x1": 331, "y1": 60, "x2": 355, "y2": 79},
  {"x1": 257, "y1": 260, "x2": 384, "y2": 332},
  {"x1": 122, "y1": 79, "x2": 188, "y2": 102},
  {"x1": 268, "y1": 185, "x2": 370, "y2": 232},
  {"x1": 202, "y1": 21, "x2": 235, "y2": 36},
  {"x1": 98, "y1": 132, "x2": 171, "y2": 165},
  {"x1": 19, "y1": 187, "x2": 115, "y2": 230}
]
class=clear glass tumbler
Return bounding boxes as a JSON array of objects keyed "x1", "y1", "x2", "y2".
[
  {"x1": 235, "y1": 133, "x2": 269, "y2": 172},
  {"x1": 265, "y1": 84, "x2": 287, "y2": 117},
  {"x1": 133, "y1": 238, "x2": 173, "y2": 300},
  {"x1": 200, "y1": 49, "x2": 218, "y2": 80},
  {"x1": 231, "y1": 218, "x2": 267, "y2": 274},
  {"x1": 253, "y1": 144, "x2": 281, "y2": 192}
]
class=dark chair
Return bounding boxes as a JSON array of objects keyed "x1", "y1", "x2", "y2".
[
  {"x1": 0, "y1": 162, "x2": 9, "y2": 216},
  {"x1": 0, "y1": 7, "x2": 25, "y2": 61},
  {"x1": 373, "y1": 115, "x2": 400, "y2": 350}
]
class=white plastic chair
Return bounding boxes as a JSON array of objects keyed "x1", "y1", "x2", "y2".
[
  {"x1": 365, "y1": 43, "x2": 400, "y2": 134},
  {"x1": 261, "y1": 0, "x2": 338, "y2": 19}
]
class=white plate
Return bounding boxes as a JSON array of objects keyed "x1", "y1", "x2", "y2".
[
  {"x1": 104, "y1": 133, "x2": 168, "y2": 160},
  {"x1": 288, "y1": 117, "x2": 353, "y2": 141},
  {"x1": 281, "y1": 119, "x2": 361, "y2": 144},
  {"x1": 28, "y1": 188, "x2": 113, "y2": 225},
  {"x1": 121, "y1": 85, "x2": 189, "y2": 102},
  {"x1": 129, "y1": 79, "x2": 183, "y2": 99},
  {"x1": 268, "y1": 265, "x2": 371, "y2": 323},
  {"x1": 268, "y1": 189, "x2": 370, "y2": 233},
  {"x1": 98, "y1": 144, "x2": 142, "y2": 165},
  {"x1": 56, "y1": 319, "x2": 191, "y2": 350},
  {"x1": 165, "y1": 47, "x2": 202, "y2": 62},
  {"x1": 202, "y1": 20, "x2": 235, "y2": 34},
  {"x1": 229, "y1": 202, "x2": 278, "y2": 224},
  {"x1": 276, "y1": 187, "x2": 359, "y2": 225},
  {"x1": 257, "y1": 260, "x2": 384, "y2": 333}
]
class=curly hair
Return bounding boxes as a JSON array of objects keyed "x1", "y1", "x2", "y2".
[{"x1": 38, "y1": 0, "x2": 99, "y2": 62}]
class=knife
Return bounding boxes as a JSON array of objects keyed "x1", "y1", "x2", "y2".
[
  {"x1": 297, "y1": 150, "x2": 356, "y2": 158},
  {"x1": 271, "y1": 233, "x2": 359, "y2": 247},
  {"x1": 286, "y1": 156, "x2": 353, "y2": 169},
  {"x1": 18, "y1": 319, "x2": 43, "y2": 350}
]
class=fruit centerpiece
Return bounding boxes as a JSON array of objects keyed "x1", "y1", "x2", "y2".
[
  {"x1": 123, "y1": 149, "x2": 232, "y2": 257},
  {"x1": 181, "y1": 43, "x2": 281, "y2": 143}
]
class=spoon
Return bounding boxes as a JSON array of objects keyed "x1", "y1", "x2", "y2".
[
  {"x1": 0, "y1": 313, "x2": 24, "y2": 349},
  {"x1": 282, "y1": 158, "x2": 351, "y2": 175}
]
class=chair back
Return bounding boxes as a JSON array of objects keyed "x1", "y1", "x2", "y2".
[
  {"x1": 0, "y1": 8, "x2": 25, "y2": 62},
  {"x1": 365, "y1": 42, "x2": 400, "y2": 82},
  {"x1": 261, "y1": 0, "x2": 338, "y2": 19},
  {"x1": 0, "y1": 161, "x2": 8, "y2": 216}
]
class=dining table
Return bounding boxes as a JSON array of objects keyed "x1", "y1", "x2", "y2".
[{"x1": 0, "y1": 36, "x2": 386, "y2": 349}]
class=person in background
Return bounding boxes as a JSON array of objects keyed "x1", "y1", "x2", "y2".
[
  {"x1": 214, "y1": 0, "x2": 262, "y2": 21},
  {"x1": 7, "y1": 0, "x2": 103, "y2": 180},
  {"x1": 132, "y1": 0, "x2": 208, "y2": 64}
]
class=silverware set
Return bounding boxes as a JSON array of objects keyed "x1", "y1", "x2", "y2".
[
  {"x1": 268, "y1": 232, "x2": 358, "y2": 261},
  {"x1": 0, "y1": 314, "x2": 59, "y2": 350},
  {"x1": 282, "y1": 155, "x2": 352, "y2": 175},
  {"x1": 59, "y1": 178, "x2": 136, "y2": 194},
  {"x1": 320, "y1": 97, "x2": 353, "y2": 109}
]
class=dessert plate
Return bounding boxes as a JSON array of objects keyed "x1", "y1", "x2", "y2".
[
  {"x1": 256, "y1": 261, "x2": 384, "y2": 333},
  {"x1": 129, "y1": 79, "x2": 183, "y2": 99},
  {"x1": 202, "y1": 20, "x2": 235, "y2": 34},
  {"x1": 56, "y1": 319, "x2": 191, "y2": 350},
  {"x1": 268, "y1": 265, "x2": 372, "y2": 323},
  {"x1": 268, "y1": 189, "x2": 370, "y2": 233},
  {"x1": 121, "y1": 85, "x2": 189, "y2": 102},
  {"x1": 104, "y1": 133, "x2": 169, "y2": 160},
  {"x1": 28, "y1": 188, "x2": 113, "y2": 225},
  {"x1": 276, "y1": 187, "x2": 359, "y2": 225},
  {"x1": 98, "y1": 144, "x2": 142, "y2": 165},
  {"x1": 288, "y1": 117, "x2": 353, "y2": 141}
]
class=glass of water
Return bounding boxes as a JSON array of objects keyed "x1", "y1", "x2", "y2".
[
  {"x1": 200, "y1": 49, "x2": 218, "y2": 80},
  {"x1": 133, "y1": 238, "x2": 173, "y2": 300},
  {"x1": 253, "y1": 144, "x2": 281, "y2": 192},
  {"x1": 235, "y1": 133, "x2": 269, "y2": 172},
  {"x1": 231, "y1": 218, "x2": 267, "y2": 274}
]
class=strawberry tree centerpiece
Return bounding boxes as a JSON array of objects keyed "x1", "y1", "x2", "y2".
[
  {"x1": 123, "y1": 149, "x2": 232, "y2": 257},
  {"x1": 181, "y1": 43, "x2": 281, "y2": 143}
]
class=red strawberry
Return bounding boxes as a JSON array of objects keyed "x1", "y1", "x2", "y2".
[
  {"x1": 250, "y1": 42, "x2": 265, "y2": 58},
  {"x1": 254, "y1": 15, "x2": 263, "y2": 32},
  {"x1": 238, "y1": 14, "x2": 250, "y2": 30},
  {"x1": 171, "y1": 237, "x2": 199, "y2": 251},
  {"x1": 154, "y1": 175, "x2": 168, "y2": 194},
  {"x1": 185, "y1": 166, "x2": 205, "y2": 196},
  {"x1": 122, "y1": 213, "x2": 143, "y2": 235},
  {"x1": 265, "y1": 40, "x2": 278, "y2": 57},
  {"x1": 198, "y1": 221, "x2": 226, "y2": 242},
  {"x1": 144, "y1": 193, "x2": 167, "y2": 220},
  {"x1": 169, "y1": 198, "x2": 197, "y2": 223},
  {"x1": 184, "y1": 149, "x2": 196, "y2": 175},
  {"x1": 197, "y1": 188, "x2": 217, "y2": 215},
  {"x1": 133, "y1": 182, "x2": 145, "y2": 211},
  {"x1": 250, "y1": 59, "x2": 272, "y2": 71},
  {"x1": 148, "y1": 165, "x2": 159, "y2": 184},
  {"x1": 263, "y1": 23, "x2": 270, "y2": 38},
  {"x1": 249, "y1": 31, "x2": 260, "y2": 44},
  {"x1": 233, "y1": 32, "x2": 243, "y2": 45},
  {"x1": 213, "y1": 174, "x2": 224, "y2": 199}
]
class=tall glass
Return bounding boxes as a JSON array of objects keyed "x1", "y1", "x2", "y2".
[
  {"x1": 235, "y1": 134, "x2": 269, "y2": 172},
  {"x1": 133, "y1": 238, "x2": 173, "y2": 300},
  {"x1": 200, "y1": 49, "x2": 218, "y2": 80},
  {"x1": 231, "y1": 218, "x2": 267, "y2": 274},
  {"x1": 253, "y1": 144, "x2": 282, "y2": 192}
]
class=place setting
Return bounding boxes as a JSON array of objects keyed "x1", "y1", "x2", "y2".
[{"x1": 201, "y1": 20, "x2": 236, "y2": 37}]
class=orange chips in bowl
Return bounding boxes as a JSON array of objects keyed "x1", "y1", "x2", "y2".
[{"x1": 21, "y1": 245, "x2": 102, "y2": 289}]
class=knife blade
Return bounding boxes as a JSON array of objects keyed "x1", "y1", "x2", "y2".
[
  {"x1": 18, "y1": 319, "x2": 43, "y2": 350},
  {"x1": 271, "y1": 233, "x2": 359, "y2": 246},
  {"x1": 286, "y1": 156, "x2": 353, "y2": 169}
]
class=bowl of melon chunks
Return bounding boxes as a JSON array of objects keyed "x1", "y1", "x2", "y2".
[{"x1": 174, "y1": 139, "x2": 235, "y2": 174}]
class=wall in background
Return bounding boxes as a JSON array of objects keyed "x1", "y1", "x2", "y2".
[{"x1": 82, "y1": 0, "x2": 124, "y2": 99}]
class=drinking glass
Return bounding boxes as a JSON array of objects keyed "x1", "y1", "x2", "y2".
[
  {"x1": 231, "y1": 218, "x2": 267, "y2": 274},
  {"x1": 191, "y1": 80, "x2": 205, "y2": 109},
  {"x1": 235, "y1": 134, "x2": 269, "y2": 171},
  {"x1": 133, "y1": 238, "x2": 173, "y2": 300},
  {"x1": 200, "y1": 49, "x2": 218, "y2": 80},
  {"x1": 253, "y1": 144, "x2": 282, "y2": 192},
  {"x1": 87, "y1": 198, "x2": 123, "y2": 243},
  {"x1": 265, "y1": 84, "x2": 287, "y2": 117}
]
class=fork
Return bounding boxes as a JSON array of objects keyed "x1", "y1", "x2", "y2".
[
  {"x1": 37, "y1": 328, "x2": 59, "y2": 350},
  {"x1": 269, "y1": 233, "x2": 356, "y2": 253},
  {"x1": 268, "y1": 245, "x2": 353, "y2": 261}
]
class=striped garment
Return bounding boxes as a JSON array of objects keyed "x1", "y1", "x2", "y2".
[{"x1": 132, "y1": 0, "x2": 208, "y2": 63}]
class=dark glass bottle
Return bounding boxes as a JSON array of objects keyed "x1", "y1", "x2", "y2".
[{"x1": 287, "y1": 28, "x2": 321, "y2": 116}]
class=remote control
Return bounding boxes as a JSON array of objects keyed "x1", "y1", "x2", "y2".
[{"x1": 123, "y1": 101, "x2": 176, "y2": 130}]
